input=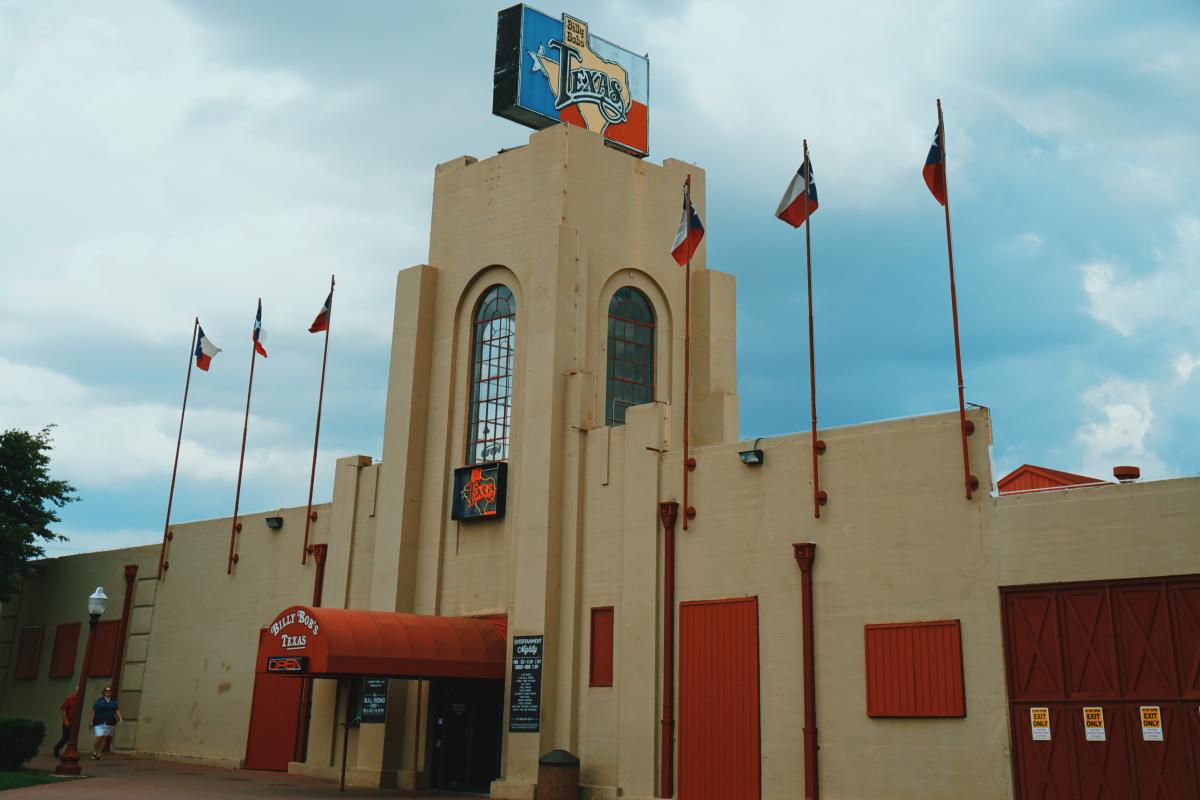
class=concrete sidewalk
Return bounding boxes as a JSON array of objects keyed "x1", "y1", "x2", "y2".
[{"x1": 12, "y1": 754, "x2": 485, "y2": 799}]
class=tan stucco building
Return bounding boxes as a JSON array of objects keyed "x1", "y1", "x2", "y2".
[{"x1": 2, "y1": 125, "x2": 1198, "y2": 799}]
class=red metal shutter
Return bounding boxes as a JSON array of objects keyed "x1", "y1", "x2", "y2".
[
  {"x1": 1168, "y1": 581, "x2": 1200, "y2": 699},
  {"x1": 1112, "y1": 583, "x2": 1179, "y2": 698},
  {"x1": 88, "y1": 620, "x2": 121, "y2": 678},
  {"x1": 13, "y1": 626, "x2": 44, "y2": 679},
  {"x1": 864, "y1": 620, "x2": 965, "y2": 717},
  {"x1": 1058, "y1": 587, "x2": 1120, "y2": 699},
  {"x1": 589, "y1": 607, "x2": 614, "y2": 687},
  {"x1": 1003, "y1": 590, "x2": 1064, "y2": 701},
  {"x1": 678, "y1": 596, "x2": 760, "y2": 800},
  {"x1": 49, "y1": 623, "x2": 81, "y2": 679}
]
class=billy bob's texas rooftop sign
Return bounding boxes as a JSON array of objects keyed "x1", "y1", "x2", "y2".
[{"x1": 493, "y1": 4, "x2": 650, "y2": 157}]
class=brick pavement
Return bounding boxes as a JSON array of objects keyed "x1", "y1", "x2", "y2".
[{"x1": 13, "y1": 754, "x2": 485, "y2": 799}]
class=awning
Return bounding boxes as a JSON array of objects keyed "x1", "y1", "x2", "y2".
[{"x1": 256, "y1": 605, "x2": 507, "y2": 680}]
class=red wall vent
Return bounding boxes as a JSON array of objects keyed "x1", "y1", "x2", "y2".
[
  {"x1": 589, "y1": 606, "x2": 614, "y2": 687},
  {"x1": 13, "y1": 626, "x2": 44, "y2": 680},
  {"x1": 865, "y1": 619, "x2": 965, "y2": 717},
  {"x1": 49, "y1": 623, "x2": 81, "y2": 679}
]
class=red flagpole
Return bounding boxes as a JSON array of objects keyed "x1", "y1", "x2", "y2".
[
  {"x1": 228, "y1": 300, "x2": 261, "y2": 574},
  {"x1": 302, "y1": 275, "x2": 334, "y2": 564},
  {"x1": 937, "y1": 99, "x2": 978, "y2": 500},
  {"x1": 682, "y1": 176, "x2": 696, "y2": 530},
  {"x1": 802, "y1": 141, "x2": 826, "y2": 519},
  {"x1": 157, "y1": 317, "x2": 198, "y2": 578}
]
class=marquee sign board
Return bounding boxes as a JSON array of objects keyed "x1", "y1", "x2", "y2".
[
  {"x1": 359, "y1": 678, "x2": 388, "y2": 723},
  {"x1": 451, "y1": 462, "x2": 508, "y2": 521},
  {"x1": 493, "y1": 4, "x2": 650, "y2": 157},
  {"x1": 508, "y1": 635, "x2": 544, "y2": 732}
]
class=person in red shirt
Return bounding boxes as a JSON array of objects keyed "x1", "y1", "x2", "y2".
[{"x1": 52, "y1": 694, "x2": 79, "y2": 758}]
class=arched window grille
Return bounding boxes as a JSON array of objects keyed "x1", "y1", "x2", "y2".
[
  {"x1": 467, "y1": 284, "x2": 516, "y2": 464},
  {"x1": 605, "y1": 286, "x2": 655, "y2": 426}
]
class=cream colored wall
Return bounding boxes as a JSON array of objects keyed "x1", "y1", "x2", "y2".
[
  {"x1": 0, "y1": 546, "x2": 158, "y2": 753},
  {"x1": 124, "y1": 502, "x2": 330, "y2": 766}
]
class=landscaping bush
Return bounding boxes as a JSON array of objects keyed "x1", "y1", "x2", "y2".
[{"x1": 0, "y1": 717, "x2": 45, "y2": 770}]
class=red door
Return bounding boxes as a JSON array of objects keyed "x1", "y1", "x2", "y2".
[
  {"x1": 678, "y1": 597, "x2": 760, "y2": 800},
  {"x1": 1010, "y1": 704, "x2": 1074, "y2": 800},
  {"x1": 1002, "y1": 577, "x2": 1200, "y2": 799},
  {"x1": 244, "y1": 629, "x2": 304, "y2": 771}
]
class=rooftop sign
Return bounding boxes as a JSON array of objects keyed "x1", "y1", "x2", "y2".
[{"x1": 493, "y1": 5, "x2": 649, "y2": 157}]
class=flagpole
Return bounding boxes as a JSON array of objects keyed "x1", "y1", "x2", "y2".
[
  {"x1": 157, "y1": 318, "x2": 198, "y2": 579},
  {"x1": 682, "y1": 176, "x2": 696, "y2": 530},
  {"x1": 302, "y1": 275, "x2": 335, "y2": 564},
  {"x1": 228, "y1": 300, "x2": 260, "y2": 574},
  {"x1": 937, "y1": 99, "x2": 978, "y2": 500},
  {"x1": 802, "y1": 141, "x2": 826, "y2": 519}
]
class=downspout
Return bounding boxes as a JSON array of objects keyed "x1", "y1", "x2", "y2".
[
  {"x1": 109, "y1": 564, "x2": 138, "y2": 696},
  {"x1": 658, "y1": 501, "x2": 680, "y2": 798},
  {"x1": 295, "y1": 543, "x2": 329, "y2": 764},
  {"x1": 105, "y1": 564, "x2": 138, "y2": 753},
  {"x1": 792, "y1": 543, "x2": 818, "y2": 800}
]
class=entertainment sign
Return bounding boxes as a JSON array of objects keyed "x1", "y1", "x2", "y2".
[
  {"x1": 508, "y1": 635, "x2": 544, "y2": 732},
  {"x1": 493, "y1": 4, "x2": 650, "y2": 157},
  {"x1": 451, "y1": 462, "x2": 508, "y2": 521}
]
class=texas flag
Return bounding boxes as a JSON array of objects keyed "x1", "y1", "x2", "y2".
[
  {"x1": 670, "y1": 177, "x2": 705, "y2": 267},
  {"x1": 308, "y1": 292, "x2": 332, "y2": 333},
  {"x1": 775, "y1": 157, "x2": 819, "y2": 228},
  {"x1": 253, "y1": 300, "x2": 268, "y2": 358},
  {"x1": 194, "y1": 326, "x2": 221, "y2": 371},
  {"x1": 923, "y1": 122, "x2": 948, "y2": 206}
]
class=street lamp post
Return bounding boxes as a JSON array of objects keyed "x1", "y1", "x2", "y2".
[{"x1": 55, "y1": 587, "x2": 108, "y2": 776}]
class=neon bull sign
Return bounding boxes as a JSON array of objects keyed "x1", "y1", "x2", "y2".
[{"x1": 493, "y1": 5, "x2": 650, "y2": 157}]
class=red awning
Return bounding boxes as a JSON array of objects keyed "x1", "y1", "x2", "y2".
[{"x1": 256, "y1": 606, "x2": 507, "y2": 680}]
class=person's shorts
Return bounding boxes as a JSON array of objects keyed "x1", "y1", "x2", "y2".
[{"x1": 93, "y1": 724, "x2": 115, "y2": 737}]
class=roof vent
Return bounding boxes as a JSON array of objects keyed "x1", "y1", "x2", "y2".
[{"x1": 1113, "y1": 465, "x2": 1141, "y2": 483}]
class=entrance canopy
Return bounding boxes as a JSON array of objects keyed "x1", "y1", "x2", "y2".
[{"x1": 256, "y1": 605, "x2": 507, "y2": 680}]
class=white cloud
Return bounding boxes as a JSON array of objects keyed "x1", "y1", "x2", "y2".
[
  {"x1": 1076, "y1": 378, "x2": 1166, "y2": 479},
  {"x1": 0, "y1": 357, "x2": 310, "y2": 489},
  {"x1": 1081, "y1": 216, "x2": 1200, "y2": 337},
  {"x1": 1173, "y1": 353, "x2": 1200, "y2": 383}
]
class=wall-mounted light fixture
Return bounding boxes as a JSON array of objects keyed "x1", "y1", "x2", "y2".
[
  {"x1": 265, "y1": 516, "x2": 284, "y2": 530},
  {"x1": 739, "y1": 438, "x2": 765, "y2": 466}
]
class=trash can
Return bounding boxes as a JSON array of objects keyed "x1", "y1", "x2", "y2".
[{"x1": 536, "y1": 749, "x2": 580, "y2": 800}]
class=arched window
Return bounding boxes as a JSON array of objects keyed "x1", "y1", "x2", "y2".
[
  {"x1": 467, "y1": 285, "x2": 516, "y2": 464},
  {"x1": 605, "y1": 287, "x2": 655, "y2": 426}
]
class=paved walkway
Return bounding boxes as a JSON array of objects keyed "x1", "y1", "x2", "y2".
[{"x1": 13, "y1": 755, "x2": 485, "y2": 799}]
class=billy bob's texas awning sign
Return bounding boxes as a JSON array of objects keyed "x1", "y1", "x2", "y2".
[{"x1": 493, "y1": 4, "x2": 649, "y2": 157}]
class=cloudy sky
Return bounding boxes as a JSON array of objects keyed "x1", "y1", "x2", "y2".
[{"x1": 2, "y1": 0, "x2": 1197, "y2": 557}]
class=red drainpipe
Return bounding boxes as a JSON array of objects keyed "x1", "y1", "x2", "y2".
[
  {"x1": 792, "y1": 543, "x2": 818, "y2": 800},
  {"x1": 104, "y1": 564, "x2": 139, "y2": 753},
  {"x1": 658, "y1": 501, "x2": 680, "y2": 798},
  {"x1": 295, "y1": 543, "x2": 329, "y2": 763},
  {"x1": 109, "y1": 565, "x2": 139, "y2": 696},
  {"x1": 310, "y1": 544, "x2": 329, "y2": 607}
]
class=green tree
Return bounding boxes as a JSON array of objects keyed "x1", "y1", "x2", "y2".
[{"x1": 0, "y1": 427, "x2": 77, "y2": 602}]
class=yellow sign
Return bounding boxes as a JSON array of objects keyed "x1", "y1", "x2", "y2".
[
  {"x1": 1140, "y1": 705, "x2": 1163, "y2": 741},
  {"x1": 1030, "y1": 707, "x2": 1051, "y2": 741},
  {"x1": 1083, "y1": 706, "x2": 1106, "y2": 742}
]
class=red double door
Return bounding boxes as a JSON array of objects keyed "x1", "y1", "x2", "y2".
[{"x1": 1003, "y1": 577, "x2": 1200, "y2": 798}]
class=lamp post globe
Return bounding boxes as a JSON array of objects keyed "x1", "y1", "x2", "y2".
[
  {"x1": 88, "y1": 587, "x2": 109, "y2": 618},
  {"x1": 55, "y1": 586, "x2": 108, "y2": 776}
]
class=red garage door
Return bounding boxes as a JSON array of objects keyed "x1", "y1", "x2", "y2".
[
  {"x1": 1002, "y1": 576, "x2": 1200, "y2": 799},
  {"x1": 678, "y1": 597, "x2": 760, "y2": 800}
]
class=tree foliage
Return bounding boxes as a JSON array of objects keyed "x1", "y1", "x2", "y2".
[{"x1": 0, "y1": 427, "x2": 77, "y2": 602}]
